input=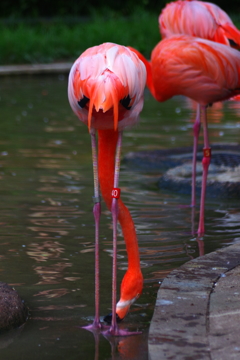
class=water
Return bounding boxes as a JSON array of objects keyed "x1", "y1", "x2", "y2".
[{"x1": 0, "y1": 75, "x2": 240, "y2": 359}]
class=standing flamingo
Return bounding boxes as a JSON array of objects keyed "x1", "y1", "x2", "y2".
[
  {"x1": 68, "y1": 42, "x2": 146, "y2": 336},
  {"x1": 129, "y1": 35, "x2": 240, "y2": 235},
  {"x1": 159, "y1": 0, "x2": 240, "y2": 48},
  {"x1": 159, "y1": 0, "x2": 240, "y2": 210}
]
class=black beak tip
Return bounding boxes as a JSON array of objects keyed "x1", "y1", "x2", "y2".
[{"x1": 103, "y1": 313, "x2": 122, "y2": 324}]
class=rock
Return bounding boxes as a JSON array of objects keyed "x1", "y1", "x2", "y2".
[
  {"x1": 159, "y1": 162, "x2": 240, "y2": 198},
  {"x1": 0, "y1": 282, "x2": 28, "y2": 332},
  {"x1": 124, "y1": 144, "x2": 240, "y2": 198}
]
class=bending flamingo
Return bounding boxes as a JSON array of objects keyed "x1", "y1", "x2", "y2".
[
  {"x1": 68, "y1": 42, "x2": 146, "y2": 335},
  {"x1": 130, "y1": 35, "x2": 240, "y2": 235},
  {"x1": 159, "y1": 0, "x2": 240, "y2": 209}
]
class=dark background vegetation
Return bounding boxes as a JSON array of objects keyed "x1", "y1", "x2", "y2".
[
  {"x1": 0, "y1": 0, "x2": 240, "y2": 64},
  {"x1": 1, "y1": 0, "x2": 240, "y2": 18}
]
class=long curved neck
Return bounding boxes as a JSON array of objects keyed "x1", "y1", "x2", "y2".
[
  {"x1": 143, "y1": 58, "x2": 156, "y2": 98},
  {"x1": 98, "y1": 129, "x2": 141, "y2": 271},
  {"x1": 128, "y1": 47, "x2": 156, "y2": 98}
]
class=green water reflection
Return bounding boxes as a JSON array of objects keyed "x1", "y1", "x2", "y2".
[{"x1": 0, "y1": 75, "x2": 240, "y2": 359}]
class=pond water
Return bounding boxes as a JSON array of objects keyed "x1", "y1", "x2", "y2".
[{"x1": 0, "y1": 75, "x2": 240, "y2": 359}]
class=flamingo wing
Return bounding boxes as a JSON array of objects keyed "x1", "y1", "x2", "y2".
[{"x1": 151, "y1": 36, "x2": 240, "y2": 104}]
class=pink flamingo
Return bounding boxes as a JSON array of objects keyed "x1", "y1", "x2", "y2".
[
  {"x1": 159, "y1": 0, "x2": 240, "y2": 48},
  {"x1": 159, "y1": 0, "x2": 240, "y2": 212},
  {"x1": 68, "y1": 42, "x2": 146, "y2": 335},
  {"x1": 129, "y1": 35, "x2": 240, "y2": 235}
]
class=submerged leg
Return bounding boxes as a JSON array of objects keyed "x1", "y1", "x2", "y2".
[
  {"x1": 191, "y1": 103, "x2": 201, "y2": 207},
  {"x1": 198, "y1": 106, "x2": 211, "y2": 236},
  {"x1": 96, "y1": 129, "x2": 142, "y2": 336},
  {"x1": 83, "y1": 129, "x2": 102, "y2": 330},
  {"x1": 105, "y1": 131, "x2": 141, "y2": 336},
  {"x1": 109, "y1": 131, "x2": 122, "y2": 335}
]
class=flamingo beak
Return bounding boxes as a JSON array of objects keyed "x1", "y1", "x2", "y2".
[
  {"x1": 116, "y1": 305, "x2": 130, "y2": 321},
  {"x1": 103, "y1": 299, "x2": 134, "y2": 324},
  {"x1": 103, "y1": 312, "x2": 122, "y2": 324}
]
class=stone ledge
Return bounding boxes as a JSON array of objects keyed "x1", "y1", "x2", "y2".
[
  {"x1": 0, "y1": 63, "x2": 72, "y2": 75},
  {"x1": 149, "y1": 243, "x2": 240, "y2": 360}
]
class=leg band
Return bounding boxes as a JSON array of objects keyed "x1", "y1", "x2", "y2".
[
  {"x1": 112, "y1": 188, "x2": 121, "y2": 199},
  {"x1": 203, "y1": 147, "x2": 211, "y2": 158}
]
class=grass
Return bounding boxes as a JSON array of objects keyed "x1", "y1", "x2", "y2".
[
  {"x1": 0, "y1": 11, "x2": 160, "y2": 65},
  {"x1": 0, "y1": 10, "x2": 240, "y2": 65}
]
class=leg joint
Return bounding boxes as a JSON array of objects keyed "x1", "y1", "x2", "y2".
[{"x1": 93, "y1": 196, "x2": 101, "y2": 204}]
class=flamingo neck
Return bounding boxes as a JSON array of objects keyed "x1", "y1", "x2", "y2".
[
  {"x1": 127, "y1": 47, "x2": 156, "y2": 98},
  {"x1": 144, "y1": 60, "x2": 156, "y2": 98},
  {"x1": 97, "y1": 129, "x2": 141, "y2": 272},
  {"x1": 131, "y1": 49, "x2": 156, "y2": 99}
]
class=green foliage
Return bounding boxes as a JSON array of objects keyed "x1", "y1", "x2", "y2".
[
  {"x1": 0, "y1": 11, "x2": 160, "y2": 64},
  {"x1": 0, "y1": 4, "x2": 240, "y2": 65}
]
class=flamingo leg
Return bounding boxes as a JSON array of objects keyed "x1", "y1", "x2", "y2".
[
  {"x1": 197, "y1": 105, "x2": 211, "y2": 236},
  {"x1": 83, "y1": 129, "x2": 102, "y2": 330},
  {"x1": 103, "y1": 131, "x2": 141, "y2": 337},
  {"x1": 191, "y1": 103, "x2": 201, "y2": 207},
  {"x1": 109, "y1": 131, "x2": 122, "y2": 335}
]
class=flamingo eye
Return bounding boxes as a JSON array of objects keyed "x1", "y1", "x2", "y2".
[
  {"x1": 228, "y1": 39, "x2": 238, "y2": 47},
  {"x1": 120, "y1": 95, "x2": 131, "y2": 110},
  {"x1": 78, "y1": 95, "x2": 89, "y2": 108}
]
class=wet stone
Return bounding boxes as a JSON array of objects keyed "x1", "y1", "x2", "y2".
[
  {"x1": 124, "y1": 144, "x2": 240, "y2": 198},
  {"x1": 149, "y1": 243, "x2": 240, "y2": 360},
  {"x1": 0, "y1": 282, "x2": 28, "y2": 332},
  {"x1": 209, "y1": 266, "x2": 240, "y2": 360},
  {"x1": 159, "y1": 162, "x2": 240, "y2": 198}
]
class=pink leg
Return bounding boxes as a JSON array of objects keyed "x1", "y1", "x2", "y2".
[
  {"x1": 191, "y1": 205, "x2": 195, "y2": 236},
  {"x1": 105, "y1": 132, "x2": 140, "y2": 336},
  {"x1": 83, "y1": 129, "x2": 102, "y2": 330},
  {"x1": 196, "y1": 238, "x2": 205, "y2": 257},
  {"x1": 191, "y1": 104, "x2": 201, "y2": 207},
  {"x1": 197, "y1": 106, "x2": 211, "y2": 236},
  {"x1": 108, "y1": 131, "x2": 122, "y2": 336}
]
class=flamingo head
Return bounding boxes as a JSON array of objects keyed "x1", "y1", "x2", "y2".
[
  {"x1": 68, "y1": 43, "x2": 146, "y2": 131},
  {"x1": 104, "y1": 269, "x2": 143, "y2": 323}
]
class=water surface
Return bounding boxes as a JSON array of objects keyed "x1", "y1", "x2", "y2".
[{"x1": 0, "y1": 75, "x2": 240, "y2": 359}]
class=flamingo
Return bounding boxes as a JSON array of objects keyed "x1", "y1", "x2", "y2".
[
  {"x1": 68, "y1": 42, "x2": 146, "y2": 336},
  {"x1": 129, "y1": 35, "x2": 240, "y2": 235},
  {"x1": 159, "y1": 0, "x2": 240, "y2": 210},
  {"x1": 159, "y1": 0, "x2": 240, "y2": 48}
]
